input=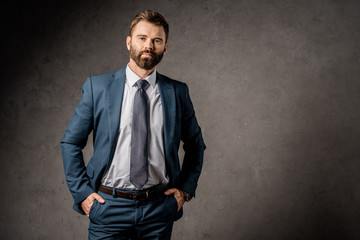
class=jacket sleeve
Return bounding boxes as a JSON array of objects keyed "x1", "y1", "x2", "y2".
[
  {"x1": 61, "y1": 77, "x2": 95, "y2": 214},
  {"x1": 179, "y1": 84, "x2": 206, "y2": 197}
]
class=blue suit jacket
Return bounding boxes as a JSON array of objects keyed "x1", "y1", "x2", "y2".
[{"x1": 61, "y1": 67, "x2": 206, "y2": 216}]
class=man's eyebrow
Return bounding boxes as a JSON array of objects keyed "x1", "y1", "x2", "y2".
[{"x1": 135, "y1": 34, "x2": 164, "y2": 41}]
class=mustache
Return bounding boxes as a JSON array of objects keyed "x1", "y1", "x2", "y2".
[{"x1": 140, "y1": 50, "x2": 155, "y2": 56}]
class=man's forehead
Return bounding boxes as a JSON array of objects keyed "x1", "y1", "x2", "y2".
[{"x1": 132, "y1": 21, "x2": 166, "y2": 37}]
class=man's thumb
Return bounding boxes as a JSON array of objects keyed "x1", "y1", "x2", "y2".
[
  {"x1": 164, "y1": 188, "x2": 176, "y2": 195},
  {"x1": 94, "y1": 193, "x2": 105, "y2": 203}
]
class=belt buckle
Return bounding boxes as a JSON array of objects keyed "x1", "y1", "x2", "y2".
[
  {"x1": 146, "y1": 190, "x2": 149, "y2": 199},
  {"x1": 131, "y1": 193, "x2": 137, "y2": 200}
]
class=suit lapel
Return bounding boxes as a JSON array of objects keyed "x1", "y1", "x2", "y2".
[
  {"x1": 108, "y1": 67, "x2": 126, "y2": 159},
  {"x1": 157, "y1": 73, "x2": 176, "y2": 160}
]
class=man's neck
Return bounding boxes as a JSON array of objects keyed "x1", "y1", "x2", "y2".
[{"x1": 128, "y1": 60, "x2": 156, "y2": 79}]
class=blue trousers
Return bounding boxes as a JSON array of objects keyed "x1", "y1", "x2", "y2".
[{"x1": 88, "y1": 189, "x2": 179, "y2": 239}]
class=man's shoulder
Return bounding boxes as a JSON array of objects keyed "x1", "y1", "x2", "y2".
[
  {"x1": 157, "y1": 72, "x2": 187, "y2": 89},
  {"x1": 90, "y1": 71, "x2": 116, "y2": 80},
  {"x1": 89, "y1": 67, "x2": 125, "y2": 83}
]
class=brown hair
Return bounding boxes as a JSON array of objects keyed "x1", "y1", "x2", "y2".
[{"x1": 130, "y1": 10, "x2": 169, "y2": 42}]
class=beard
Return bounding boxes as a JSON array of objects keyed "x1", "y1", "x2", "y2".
[{"x1": 129, "y1": 45, "x2": 164, "y2": 70}]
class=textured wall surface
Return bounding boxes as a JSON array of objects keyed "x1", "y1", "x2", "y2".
[{"x1": 1, "y1": 0, "x2": 360, "y2": 239}]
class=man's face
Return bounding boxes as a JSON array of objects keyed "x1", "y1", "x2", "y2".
[{"x1": 127, "y1": 21, "x2": 168, "y2": 70}]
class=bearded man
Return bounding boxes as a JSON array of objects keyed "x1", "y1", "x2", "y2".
[{"x1": 61, "y1": 10, "x2": 206, "y2": 239}]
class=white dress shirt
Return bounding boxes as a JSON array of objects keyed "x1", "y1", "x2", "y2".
[{"x1": 101, "y1": 65, "x2": 169, "y2": 189}]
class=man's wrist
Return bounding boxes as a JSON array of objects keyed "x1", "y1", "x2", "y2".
[{"x1": 181, "y1": 191, "x2": 193, "y2": 202}]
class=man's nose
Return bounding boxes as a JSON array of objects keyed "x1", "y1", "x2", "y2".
[{"x1": 144, "y1": 39, "x2": 154, "y2": 49}]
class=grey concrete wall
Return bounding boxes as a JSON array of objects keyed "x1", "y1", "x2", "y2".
[{"x1": 1, "y1": 0, "x2": 360, "y2": 239}]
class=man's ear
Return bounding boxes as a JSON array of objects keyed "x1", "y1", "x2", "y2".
[
  {"x1": 163, "y1": 43, "x2": 168, "y2": 55},
  {"x1": 126, "y1": 36, "x2": 131, "y2": 51}
]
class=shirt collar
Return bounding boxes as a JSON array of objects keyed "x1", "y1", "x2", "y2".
[{"x1": 126, "y1": 65, "x2": 157, "y2": 88}]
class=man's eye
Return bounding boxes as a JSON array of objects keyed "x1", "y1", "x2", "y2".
[{"x1": 155, "y1": 39, "x2": 162, "y2": 43}]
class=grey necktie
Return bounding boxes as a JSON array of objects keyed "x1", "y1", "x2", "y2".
[{"x1": 130, "y1": 79, "x2": 149, "y2": 189}]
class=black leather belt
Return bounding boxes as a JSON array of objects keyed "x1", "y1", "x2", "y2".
[{"x1": 98, "y1": 183, "x2": 169, "y2": 201}]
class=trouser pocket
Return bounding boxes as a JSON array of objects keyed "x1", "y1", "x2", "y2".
[{"x1": 89, "y1": 200, "x2": 98, "y2": 219}]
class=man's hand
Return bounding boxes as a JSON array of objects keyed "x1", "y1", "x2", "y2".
[
  {"x1": 81, "y1": 192, "x2": 105, "y2": 216},
  {"x1": 164, "y1": 188, "x2": 185, "y2": 211}
]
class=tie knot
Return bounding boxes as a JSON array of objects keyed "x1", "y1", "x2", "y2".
[{"x1": 136, "y1": 79, "x2": 149, "y2": 90}]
